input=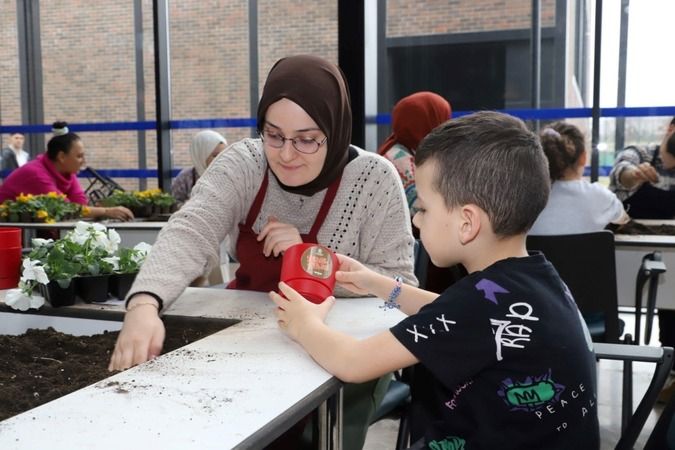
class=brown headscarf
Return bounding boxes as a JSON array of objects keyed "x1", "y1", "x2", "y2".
[
  {"x1": 377, "y1": 91, "x2": 451, "y2": 156},
  {"x1": 257, "y1": 55, "x2": 352, "y2": 196}
]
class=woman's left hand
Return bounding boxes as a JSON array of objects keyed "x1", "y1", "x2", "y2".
[
  {"x1": 257, "y1": 216, "x2": 302, "y2": 257},
  {"x1": 269, "y1": 281, "x2": 335, "y2": 341},
  {"x1": 106, "y1": 206, "x2": 134, "y2": 221}
]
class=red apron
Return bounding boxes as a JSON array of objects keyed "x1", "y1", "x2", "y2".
[{"x1": 228, "y1": 170, "x2": 341, "y2": 292}]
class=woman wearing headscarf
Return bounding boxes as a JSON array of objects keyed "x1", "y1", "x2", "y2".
[
  {"x1": 378, "y1": 91, "x2": 451, "y2": 217},
  {"x1": 109, "y1": 55, "x2": 416, "y2": 449},
  {"x1": 171, "y1": 130, "x2": 227, "y2": 205}
]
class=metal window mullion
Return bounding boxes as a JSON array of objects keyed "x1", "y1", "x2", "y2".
[{"x1": 153, "y1": 0, "x2": 172, "y2": 191}]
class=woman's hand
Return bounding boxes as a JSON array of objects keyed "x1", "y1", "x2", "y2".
[
  {"x1": 269, "y1": 281, "x2": 335, "y2": 341},
  {"x1": 257, "y1": 216, "x2": 302, "y2": 257},
  {"x1": 105, "y1": 206, "x2": 135, "y2": 221},
  {"x1": 334, "y1": 254, "x2": 381, "y2": 296},
  {"x1": 622, "y1": 163, "x2": 659, "y2": 189},
  {"x1": 108, "y1": 295, "x2": 165, "y2": 371}
]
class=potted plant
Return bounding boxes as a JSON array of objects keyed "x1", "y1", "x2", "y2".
[
  {"x1": 107, "y1": 242, "x2": 152, "y2": 299},
  {"x1": 5, "y1": 222, "x2": 152, "y2": 310},
  {"x1": 6, "y1": 238, "x2": 81, "y2": 309}
]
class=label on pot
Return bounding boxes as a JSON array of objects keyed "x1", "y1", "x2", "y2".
[{"x1": 300, "y1": 246, "x2": 333, "y2": 279}]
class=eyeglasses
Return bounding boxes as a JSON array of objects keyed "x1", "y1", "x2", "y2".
[{"x1": 259, "y1": 129, "x2": 327, "y2": 155}]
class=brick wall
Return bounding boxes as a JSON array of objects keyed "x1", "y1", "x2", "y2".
[
  {"x1": 1, "y1": 0, "x2": 553, "y2": 191},
  {"x1": 386, "y1": 0, "x2": 556, "y2": 37}
]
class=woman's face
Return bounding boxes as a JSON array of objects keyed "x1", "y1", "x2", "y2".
[
  {"x1": 262, "y1": 98, "x2": 327, "y2": 187},
  {"x1": 205, "y1": 142, "x2": 226, "y2": 168},
  {"x1": 56, "y1": 139, "x2": 86, "y2": 174}
]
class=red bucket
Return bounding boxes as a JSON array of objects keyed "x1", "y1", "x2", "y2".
[
  {"x1": 0, "y1": 227, "x2": 21, "y2": 248},
  {"x1": 0, "y1": 228, "x2": 22, "y2": 289},
  {"x1": 280, "y1": 243, "x2": 338, "y2": 304}
]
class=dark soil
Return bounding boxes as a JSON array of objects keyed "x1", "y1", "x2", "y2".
[
  {"x1": 0, "y1": 317, "x2": 231, "y2": 421},
  {"x1": 610, "y1": 220, "x2": 675, "y2": 235}
]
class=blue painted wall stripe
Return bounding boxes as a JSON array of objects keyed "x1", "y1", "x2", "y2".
[{"x1": 2, "y1": 106, "x2": 674, "y2": 134}]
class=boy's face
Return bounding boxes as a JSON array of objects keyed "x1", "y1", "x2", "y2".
[{"x1": 412, "y1": 161, "x2": 462, "y2": 268}]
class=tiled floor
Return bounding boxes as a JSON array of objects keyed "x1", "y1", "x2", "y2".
[{"x1": 364, "y1": 311, "x2": 667, "y2": 450}]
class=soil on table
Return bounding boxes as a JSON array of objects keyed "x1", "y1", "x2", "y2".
[
  {"x1": 0, "y1": 318, "x2": 229, "y2": 421},
  {"x1": 610, "y1": 220, "x2": 675, "y2": 235}
]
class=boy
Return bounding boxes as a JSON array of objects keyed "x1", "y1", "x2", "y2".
[{"x1": 269, "y1": 111, "x2": 599, "y2": 449}]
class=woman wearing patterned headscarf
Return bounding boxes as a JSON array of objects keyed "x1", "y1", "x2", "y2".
[
  {"x1": 110, "y1": 56, "x2": 416, "y2": 447},
  {"x1": 171, "y1": 130, "x2": 227, "y2": 205},
  {"x1": 378, "y1": 91, "x2": 451, "y2": 217}
]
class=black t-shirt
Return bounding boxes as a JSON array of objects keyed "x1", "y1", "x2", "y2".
[{"x1": 390, "y1": 253, "x2": 599, "y2": 450}]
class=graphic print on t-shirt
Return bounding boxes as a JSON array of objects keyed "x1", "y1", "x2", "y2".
[{"x1": 497, "y1": 369, "x2": 565, "y2": 412}]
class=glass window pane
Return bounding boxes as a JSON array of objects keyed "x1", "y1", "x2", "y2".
[
  {"x1": 40, "y1": 1, "x2": 154, "y2": 190},
  {"x1": 0, "y1": 0, "x2": 22, "y2": 144},
  {"x1": 169, "y1": 0, "x2": 250, "y2": 174}
]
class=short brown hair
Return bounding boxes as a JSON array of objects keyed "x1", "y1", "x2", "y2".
[{"x1": 415, "y1": 111, "x2": 550, "y2": 236}]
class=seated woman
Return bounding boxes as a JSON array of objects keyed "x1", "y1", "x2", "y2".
[
  {"x1": 171, "y1": 130, "x2": 227, "y2": 205},
  {"x1": 529, "y1": 122, "x2": 629, "y2": 235},
  {"x1": 0, "y1": 122, "x2": 133, "y2": 221},
  {"x1": 378, "y1": 91, "x2": 451, "y2": 216},
  {"x1": 109, "y1": 55, "x2": 416, "y2": 449}
]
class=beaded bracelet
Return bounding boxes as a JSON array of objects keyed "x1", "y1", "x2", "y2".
[{"x1": 381, "y1": 276, "x2": 403, "y2": 310}]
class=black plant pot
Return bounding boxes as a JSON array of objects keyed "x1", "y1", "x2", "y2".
[
  {"x1": 109, "y1": 272, "x2": 137, "y2": 300},
  {"x1": 75, "y1": 274, "x2": 110, "y2": 303},
  {"x1": 39, "y1": 280, "x2": 76, "y2": 307}
]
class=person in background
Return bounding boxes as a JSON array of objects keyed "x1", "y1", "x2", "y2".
[
  {"x1": 529, "y1": 121, "x2": 629, "y2": 235},
  {"x1": 109, "y1": 55, "x2": 416, "y2": 449},
  {"x1": 1, "y1": 132, "x2": 30, "y2": 173},
  {"x1": 271, "y1": 111, "x2": 599, "y2": 449},
  {"x1": 171, "y1": 130, "x2": 227, "y2": 206},
  {"x1": 609, "y1": 117, "x2": 675, "y2": 385},
  {"x1": 609, "y1": 116, "x2": 675, "y2": 219},
  {"x1": 0, "y1": 121, "x2": 133, "y2": 221},
  {"x1": 379, "y1": 92, "x2": 462, "y2": 295},
  {"x1": 378, "y1": 91, "x2": 451, "y2": 217}
]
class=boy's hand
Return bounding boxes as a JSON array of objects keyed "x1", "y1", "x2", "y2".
[
  {"x1": 335, "y1": 254, "x2": 379, "y2": 295},
  {"x1": 269, "y1": 282, "x2": 335, "y2": 341},
  {"x1": 257, "y1": 216, "x2": 302, "y2": 257}
]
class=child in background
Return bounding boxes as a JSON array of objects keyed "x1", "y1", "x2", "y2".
[
  {"x1": 529, "y1": 122, "x2": 628, "y2": 235},
  {"x1": 270, "y1": 112, "x2": 599, "y2": 449}
]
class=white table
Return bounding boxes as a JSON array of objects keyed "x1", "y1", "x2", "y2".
[
  {"x1": 0, "y1": 288, "x2": 404, "y2": 449},
  {"x1": 0, "y1": 220, "x2": 166, "y2": 248},
  {"x1": 615, "y1": 220, "x2": 675, "y2": 309}
]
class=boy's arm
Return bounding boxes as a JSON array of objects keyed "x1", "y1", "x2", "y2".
[
  {"x1": 296, "y1": 321, "x2": 418, "y2": 383},
  {"x1": 336, "y1": 254, "x2": 438, "y2": 315},
  {"x1": 270, "y1": 282, "x2": 419, "y2": 383}
]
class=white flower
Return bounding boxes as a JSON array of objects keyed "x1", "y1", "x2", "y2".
[
  {"x1": 5, "y1": 289, "x2": 45, "y2": 311},
  {"x1": 102, "y1": 256, "x2": 120, "y2": 271},
  {"x1": 105, "y1": 229, "x2": 121, "y2": 253},
  {"x1": 31, "y1": 238, "x2": 54, "y2": 247},
  {"x1": 133, "y1": 242, "x2": 152, "y2": 255},
  {"x1": 21, "y1": 259, "x2": 50, "y2": 285},
  {"x1": 132, "y1": 242, "x2": 152, "y2": 263}
]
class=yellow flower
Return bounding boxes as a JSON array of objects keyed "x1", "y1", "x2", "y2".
[
  {"x1": 16, "y1": 193, "x2": 29, "y2": 203},
  {"x1": 45, "y1": 218, "x2": 56, "y2": 224},
  {"x1": 36, "y1": 210, "x2": 49, "y2": 219},
  {"x1": 0, "y1": 204, "x2": 7, "y2": 211},
  {"x1": 81, "y1": 206, "x2": 91, "y2": 217},
  {"x1": 47, "y1": 192, "x2": 58, "y2": 198}
]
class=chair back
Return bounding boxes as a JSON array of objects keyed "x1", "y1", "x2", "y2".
[{"x1": 527, "y1": 231, "x2": 621, "y2": 343}]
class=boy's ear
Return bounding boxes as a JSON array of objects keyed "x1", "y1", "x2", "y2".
[{"x1": 458, "y1": 204, "x2": 482, "y2": 245}]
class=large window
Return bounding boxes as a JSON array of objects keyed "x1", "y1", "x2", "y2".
[
  {"x1": 40, "y1": 0, "x2": 154, "y2": 189},
  {"x1": 0, "y1": 0, "x2": 22, "y2": 143}
]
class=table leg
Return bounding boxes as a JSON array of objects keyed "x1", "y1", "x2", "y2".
[{"x1": 318, "y1": 387, "x2": 343, "y2": 450}]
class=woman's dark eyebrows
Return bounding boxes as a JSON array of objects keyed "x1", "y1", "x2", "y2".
[{"x1": 264, "y1": 121, "x2": 320, "y2": 133}]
